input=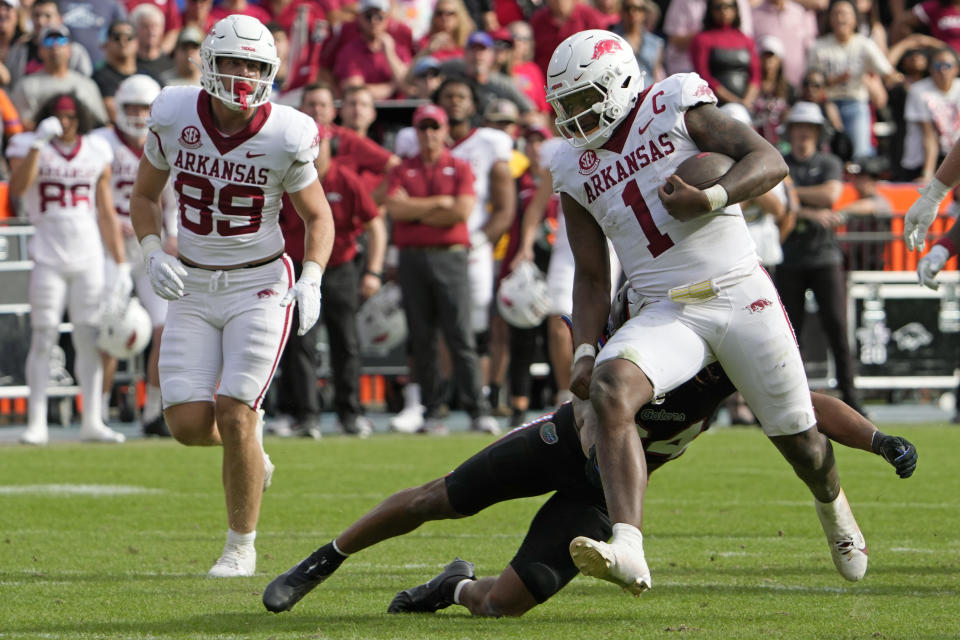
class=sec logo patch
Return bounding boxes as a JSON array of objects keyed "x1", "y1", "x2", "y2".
[
  {"x1": 179, "y1": 126, "x2": 202, "y2": 149},
  {"x1": 578, "y1": 149, "x2": 599, "y2": 175}
]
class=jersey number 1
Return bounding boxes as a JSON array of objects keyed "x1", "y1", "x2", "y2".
[
  {"x1": 622, "y1": 180, "x2": 674, "y2": 258},
  {"x1": 175, "y1": 173, "x2": 264, "y2": 236}
]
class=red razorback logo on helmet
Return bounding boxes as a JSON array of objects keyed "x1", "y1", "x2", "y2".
[{"x1": 591, "y1": 39, "x2": 623, "y2": 60}]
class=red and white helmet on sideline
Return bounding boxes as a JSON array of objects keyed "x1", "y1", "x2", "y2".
[
  {"x1": 497, "y1": 261, "x2": 551, "y2": 328},
  {"x1": 357, "y1": 282, "x2": 408, "y2": 355},
  {"x1": 97, "y1": 298, "x2": 152, "y2": 359},
  {"x1": 114, "y1": 74, "x2": 161, "y2": 138},
  {"x1": 545, "y1": 30, "x2": 643, "y2": 149},
  {"x1": 200, "y1": 15, "x2": 279, "y2": 111}
]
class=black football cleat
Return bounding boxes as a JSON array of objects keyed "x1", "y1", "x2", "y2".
[
  {"x1": 387, "y1": 557, "x2": 476, "y2": 613},
  {"x1": 142, "y1": 415, "x2": 172, "y2": 438},
  {"x1": 262, "y1": 543, "x2": 346, "y2": 613}
]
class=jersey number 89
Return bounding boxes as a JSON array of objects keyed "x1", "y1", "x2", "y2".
[{"x1": 175, "y1": 173, "x2": 264, "y2": 236}]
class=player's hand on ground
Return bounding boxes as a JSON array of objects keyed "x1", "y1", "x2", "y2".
[
  {"x1": 31, "y1": 116, "x2": 63, "y2": 148},
  {"x1": 281, "y1": 261, "x2": 322, "y2": 335},
  {"x1": 871, "y1": 432, "x2": 918, "y2": 479},
  {"x1": 146, "y1": 249, "x2": 188, "y2": 300},
  {"x1": 904, "y1": 185, "x2": 941, "y2": 251},
  {"x1": 658, "y1": 175, "x2": 711, "y2": 222},
  {"x1": 917, "y1": 244, "x2": 949, "y2": 290}
]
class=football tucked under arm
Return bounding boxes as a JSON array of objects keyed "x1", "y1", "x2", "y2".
[{"x1": 662, "y1": 152, "x2": 735, "y2": 194}]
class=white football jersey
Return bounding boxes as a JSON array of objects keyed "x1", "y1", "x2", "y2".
[
  {"x1": 551, "y1": 73, "x2": 758, "y2": 300},
  {"x1": 144, "y1": 86, "x2": 320, "y2": 266},
  {"x1": 8, "y1": 132, "x2": 113, "y2": 269},
  {"x1": 393, "y1": 126, "x2": 514, "y2": 232},
  {"x1": 93, "y1": 127, "x2": 178, "y2": 264}
]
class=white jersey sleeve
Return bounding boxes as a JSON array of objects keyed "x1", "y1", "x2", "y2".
[
  {"x1": 279, "y1": 108, "x2": 320, "y2": 193},
  {"x1": 144, "y1": 85, "x2": 188, "y2": 171}
]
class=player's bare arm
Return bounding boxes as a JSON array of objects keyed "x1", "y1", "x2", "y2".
[
  {"x1": 385, "y1": 192, "x2": 457, "y2": 222},
  {"x1": 477, "y1": 160, "x2": 516, "y2": 243},
  {"x1": 661, "y1": 103, "x2": 788, "y2": 218},
  {"x1": 95, "y1": 166, "x2": 126, "y2": 264},
  {"x1": 129, "y1": 156, "x2": 171, "y2": 241},
  {"x1": 360, "y1": 214, "x2": 387, "y2": 299},
  {"x1": 289, "y1": 178, "x2": 335, "y2": 268},
  {"x1": 794, "y1": 179, "x2": 843, "y2": 209},
  {"x1": 563, "y1": 192, "x2": 612, "y2": 400}
]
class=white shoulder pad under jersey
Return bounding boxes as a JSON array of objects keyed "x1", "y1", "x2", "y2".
[{"x1": 549, "y1": 73, "x2": 757, "y2": 300}]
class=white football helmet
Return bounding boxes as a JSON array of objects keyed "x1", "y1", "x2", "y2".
[
  {"x1": 497, "y1": 261, "x2": 551, "y2": 329},
  {"x1": 545, "y1": 30, "x2": 643, "y2": 149},
  {"x1": 357, "y1": 282, "x2": 408, "y2": 355},
  {"x1": 114, "y1": 74, "x2": 161, "y2": 138},
  {"x1": 200, "y1": 15, "x2": 279, "y2": 111},
  {"x1": 98, "y1": 298, "x2": 152, "y2": 359}
]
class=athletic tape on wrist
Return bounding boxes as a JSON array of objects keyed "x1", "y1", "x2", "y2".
[
  {"x1": 702, "y1": 184, "x2": 729, "y2": 211},
  {"x1": 302, "y1": 260, "x2": 324, "y2": 282},
  {"x1": 574, "y1": 343, "x2": 597, "y2": 362},
  {"x1": 140, "y1": 234, "x2": 162, "y2": 256}
]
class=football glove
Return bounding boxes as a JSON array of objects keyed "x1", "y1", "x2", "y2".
[
  {"x1": 106, "y1": 261, "x2": 134, "y2": 312},
  {"x1": 281, "y1": 260, "x2": 323, "y2": 335},
  {"x1": 917, "y1": 244, "x2": 949, "y2": 290},
  {"x1": 904, "y1": 179, "x2": 950, "y2": 251},
  {"x1": 142, "y1": 234, "x2": 187, "y2": 300},
  {"x1": 31, "y1": 116, "x2": 63, "y2": 149},
  {"x1": 871, "y1": 432, "x2": 918, "y2": 479}
]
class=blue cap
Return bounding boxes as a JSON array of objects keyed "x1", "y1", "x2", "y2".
[
  {"x1": 467, "y1": 31, "x2": 494, "y2": 49},
  {"x1": 413, "y1": 56, "x2": 441, "y2": 77}
]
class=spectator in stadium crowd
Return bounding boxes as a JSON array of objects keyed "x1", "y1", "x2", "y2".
[
  {"x1": 436, "y1": 31, "x2": 535, "y2": 125},
  {"x1": 892, "y1": 0, "x2": 960, "y2": 54},
  {"x1": 275, "y1": 122, "x2": 387, "y2": 438},
  {"x1": 263, "y1": 0, "x2": 329, "y2": 37},
  {"x1": 502, "y1": 21, "x2": 549, "y2": 114},
  {"x1": 159, "y1": 25, "x2": 203, "y2": 87},
  {"x1": 415, "y1": 0, "x2": 474, "y2": 62},
  {"x1": 776, "y1": 101, "x2": 866, "y2": 417},
  {"x1": 530, "y1": 0, "x2": 608, "y2": 75},
  {"x1": 93, "y1": 20, "x2": 139, "y2": 124},
  {"x1": 10, "y1": 93, "x2": 128, "y2": 446},
  {"x1": 327, "y1": 0, "x2": 413, "y2": 99},
  {"x1": 131, "y1": 3, "x2": 173, "y2": 82},
  {"x1": 209, "y1": 0, "x2": 273, "y2": 26},
  {"x1": 750, "y1": 0, "x2": 818, "y2": 90},
  {"x1": 296, "y1": 82, "x2": 400, "y2": 198},
  {"x1": 266, "y1": 21, "x2": 291, "y2": 91},
  {"x1": 886, "y1": 37, "x2": 935, "y2": 180},
  {"x1": 384, "y1": 103, "x2": 499, "y2": 436},
  {"x1": 753, "y1": 35, "x2": 793, "y2": 146},
  {"x1": 902, "y1": 48, "x2": 960, "y2": 184},
  {"x1": 403, "y1": 55, "x2": 444, "y2": 99},
  {"x1": 592, "y1": 0, "x2": 622, "y2": 28},
  {"x1": 127, "y1": 0, "x2": 183, "y2": 54},
  {"x1": 0, "y1": 0, "x2": 21, "y2": 87},
  {"x1": 183, "y1": 0, "x2": 215, "y2": 34},
  {"x1": 610, "y1": 0, "x2": 665, "y2": 85},
  {"x1": 798, "y1": 67, "x2": 851, "y2": 160},
  {"x1": 689, "y1": 0, "x2": 760, "y2": 108},
  {"x1": 60, "y1": 0, "x2": 127, "y2": 67},
  {"x1": 6, "y1": 0, "x2": 93, "y2": 89},
  {"x1": 855, "y1": 0, "x2": 887, "y2": 51},
  {"x1": 838, "y1": 156, "x2": 893, "y2": 271},
  {"x1": 339, "y1": 84, "x2": 378, "y2": 139},
  {"x1": 806, "y1": 0, "x2": 899, "y2": 159},
  {"x1": 11, "y1": 25, "x2": 108, "y2": 129},
  {"x1": 462, "y1": 0, "x2": 495, "y2": 32},
  {"x1": 663, "y1": 0, "x2": 753, "y2": 76}
]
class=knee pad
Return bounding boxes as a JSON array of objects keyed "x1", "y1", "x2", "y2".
[
  {"x1": 474, "y1": 329, "x2": 490, "y2": 357},
  {"x1": 162, "y1": 376, "x2": 203, "y2": 407},
  {"x1": 218, "y1": 371, "x2": 262, "y2": 407}
]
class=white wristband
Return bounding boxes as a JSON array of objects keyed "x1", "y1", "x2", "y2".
[
  {"x1": 923, "y1": 178, "x2": 951, "y2": 203},
  {"x1": 301, "y1": 260, "x2": 324, "y2": 282},
  {"x1": 702, "y1": 184, "x2": 729, "y2": 211},
  {"x1": 574, "y1": 343, "x2": 597, "y2": 363},
  {"x1": 140, "y1": 234, "x2": 162, "y2": 256}
]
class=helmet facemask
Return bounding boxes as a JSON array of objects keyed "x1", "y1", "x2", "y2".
[
  {"x1": 201, "y1": 53, "x2": 278, "y2": 111},
  {"x1": 549, "y1": 70, "x2": 641, "y2": 149}
]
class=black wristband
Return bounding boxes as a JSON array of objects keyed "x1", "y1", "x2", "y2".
[{"x1": 365, "y1": 269, "x2": 384, "y2": 280}]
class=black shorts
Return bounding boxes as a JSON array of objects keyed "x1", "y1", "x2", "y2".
[{"x1": 444, "y1": 403, "x2": 610, "y2": 603}]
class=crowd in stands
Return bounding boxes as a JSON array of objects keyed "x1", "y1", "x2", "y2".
[{"x1": 3, "y1": 0, "x2": 957, "y2": 432}]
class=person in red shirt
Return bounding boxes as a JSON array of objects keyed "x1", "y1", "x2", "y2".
[
  {"x1": 208, "y1": 0, "x2": 273, "y2": 27},
  {"x1": 385, "y1": 103, "x2": 499, "y2": 435},
  {"x1": 530, "y1": 0, "x2": 608, "y2": 75},
  {"x1": 328, "y1": 0, "x2": 413, "y2": 99},
  {"x1": 276, "y1": 123, "x2": 387, "y2": 438}
]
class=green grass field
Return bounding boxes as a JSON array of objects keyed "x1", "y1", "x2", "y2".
[{"x1": 1, "y1": 424, "x2": 958, "y2": 640}]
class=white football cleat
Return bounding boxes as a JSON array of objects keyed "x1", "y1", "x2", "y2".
[
  {"x1": 19, "y1": 425, "x2": 49, "y2": 446},
  {"x1": 389, "y1": 405, "x2": 425, "y2": 433},
  {"x1": 208, "y1": 543, "x2": 256, "y2": 578},
  {"x1": 815, "y1": 489, "x2": 868, "y2": 581},
  {"x1": 570, "y1": 525, "x2": 651, "y2": 596},
  {"x1": 80, "y1": 424, "x2": 125, "y2": 443},
  {"x1": 470, "y1": 415, "x2": 502, "y2": 435}
]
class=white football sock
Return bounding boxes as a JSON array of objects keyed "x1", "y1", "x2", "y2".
[
  {"x1": 26, "y1": 327, "x2": 57, "y2": 429},
  {"x1": 142, "y1": 385, "x2": 162, "y2": 423},
  {"x1": 73, "y1": 325, "x2": 104, "y2": 429},
  {"x1": 403, "y1": 383, "x2": 421, "y2": 409},
  {"x1": 226, "y1": 529, "x2": 256, "y2": 547},
  {"x1": 453, "y1": 578, "x2": 472, "y2": 605}
]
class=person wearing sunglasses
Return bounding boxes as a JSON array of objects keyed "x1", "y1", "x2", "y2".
[
  {"x1": 10, "y1": 24, "x2": 108, "y2": 130},
  {"x1": 5, "y1": 0, "x2": 92, "y2": 89},
  {"x1": 416, "y1": 0, "x2": 473, "y2": 62},
  {"x1": 92, "y1": 20, "x2": 138, "y2": 125},
  {"x1": 902, "y1": 48, "x2": 960, "y2": 183}
]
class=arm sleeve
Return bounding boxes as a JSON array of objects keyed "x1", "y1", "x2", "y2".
[{"x1": 282, "y1": 116, "x2": 321, "y2": 192}]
